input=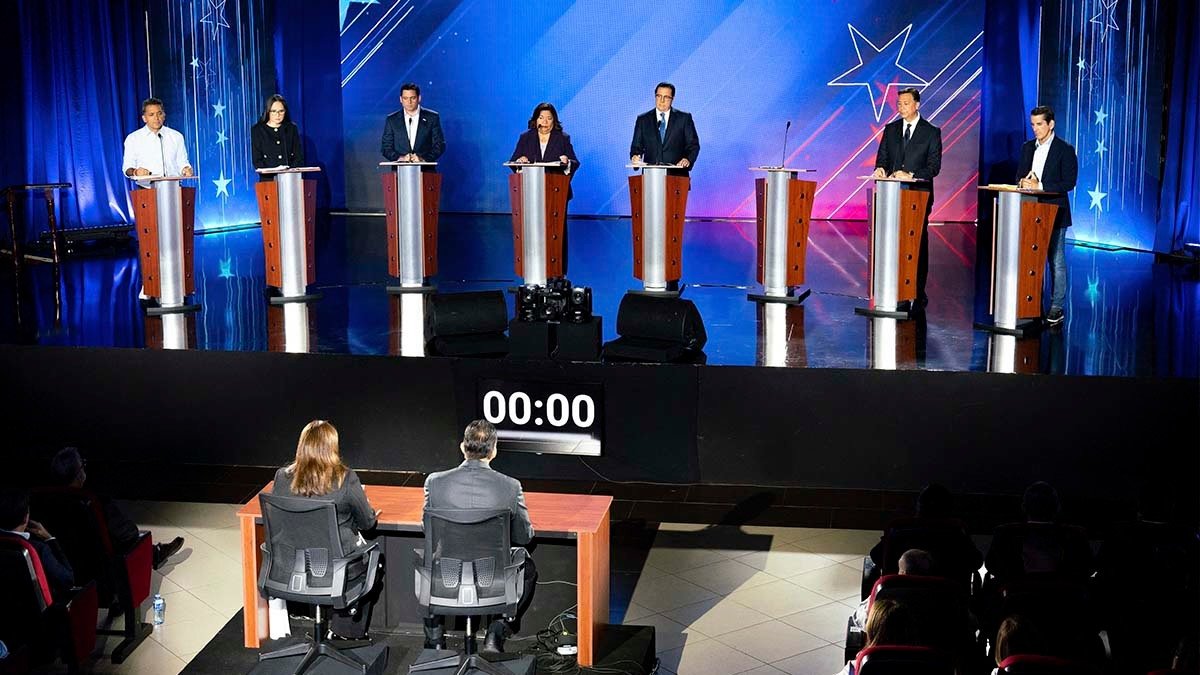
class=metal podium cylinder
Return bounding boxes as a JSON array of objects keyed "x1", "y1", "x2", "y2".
[
  {"x1": 394, "y1": 163, "x2": 426, "y2": 288},
  {"x1": 871, "y1": 180, "x2": 903, "y2": 312},
  {"x1": 275, "y1": 171, "x2": 309, "y2": 299},
  {"x1": 992, "y1": 190, "x2": 1027, "y2": 331},
  {"x1": 762, "y1": 170, "x2": 792, "y2": 297},
  {"x1": 520, "y1": 166, "x2": 548, "y2": 286},
  {"x1": 154, "y1": 180, "x2": 186, "y2": 309},
  {"x1": 640, "y1": 166, "x2": 668, "y2": 291},
  {"x1": 870, "y1": 317, "x2": 899, "y2": 370},
  {"x1": 988, "y1": 333, "x2": 1018, "y2": 373}
]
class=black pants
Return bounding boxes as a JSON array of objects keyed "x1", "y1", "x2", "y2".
[
  {"x1": 423, "y1": 552, "x2": 538, "y2": 645},
  {"x1": 330, "y1": 559, "x2": 383, "y2": 639}
]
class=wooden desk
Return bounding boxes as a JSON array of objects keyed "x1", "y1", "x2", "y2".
[{"x1": 237, "y1": 483, "x2": 611, "y2": 666}]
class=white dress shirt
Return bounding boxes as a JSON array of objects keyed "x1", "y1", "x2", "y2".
[
  {"x1": 1031, "y1": 132, "x2": 1055, "y2": 183},
  {"x1": 122, "y1": 125, "x2": 192, "y2": 187},
  {"x1": 404, "y1": 107, "x2": 421, "y2": 151}
]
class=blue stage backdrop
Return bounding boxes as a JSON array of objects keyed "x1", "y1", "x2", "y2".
[
  {"x1": 339, "y1": 1, "x2": 984, "y2": 222},
  {"x1": 145, "y1": 0, "x2": 274, "y2": 231},
  {"x1": 1039, "y1": 0, "x2": 1167, "y2": 250}
]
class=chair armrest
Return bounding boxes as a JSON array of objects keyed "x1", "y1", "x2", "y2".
[
  {"x1": 845, "y1": 615, "x2": 865, "y2": 664},
  {"x1": 860, "y1": 556, "x2": 877, "y2": 600},
  {"x1": 121, "y1": 533, "x2": 154, "y2": 608},
  {"x1": 61, "y1": 579, "x2": 99, "y2": 668}
]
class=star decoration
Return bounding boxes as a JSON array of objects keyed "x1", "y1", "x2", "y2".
[
  {"x1": 1089, "y1": 0, "x2": 1120, "y2": 40},
  {"x1": 190, "y1": 57, "x2": 200, "y2": 69},
  {"x1": 1076, "y1": 57, "x2": 1086, "y2": 70},
  {"x1": 215, "y1": 129, "x2": 228, "y2": 146},
  {"x1": 1094, "y1": 109, "x2": 1108, "y2": 125},
  {"x1": 1086, "y1": 273, "x2": 1100, "y2": 305},
  {"x1": 1095, "y1": 139, "x2": 1107, "y2": 157},
  {"x1": 1088, "y1": 185, "x2": 1107, "y2": 210},
  {"x1": 200, "y1": 0, "x2": 230, "y2": 31},
  {"x1": 213, "y1": 173, "x2": 231, "y2": 198},
  {"x1": 339, "y1": 0, "x2": 379, "y2": 32},
  {"x1": 212, "y1": 101, "x2": 225, "y2": 117},
  {"x1": 827, "y1": 24, "x2": 929, "y2": 122},
  {"x1": 218, "y1": 254, "x2": 233, "y2": 279}
]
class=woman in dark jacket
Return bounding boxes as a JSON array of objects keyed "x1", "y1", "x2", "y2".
[
  {"x1": 510, "y1": 102, "x2": 580, "y2": 275},
  {"x1": 251, "y1": 94, "x2": 304, "y2": 180},
  {"x1": 273, "y1": 420, "x2": 378, "y2": 638}
]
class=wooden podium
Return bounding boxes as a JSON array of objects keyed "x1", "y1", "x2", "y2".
[
  {"x1": 627, "y1": 164, "x2": 688, "y2": 294},
  {"x1": 505, "y1": 162, "x2": 569, "y2": 285},
  {"x1": 855, "y1": 177, "x2": 930, "y2": 318},
  {"x1": 255, "y1": 167, "x2": 320, "y2": 303},
  {"x1": 750, "y1": 167, "x2": 816, "y2": 303},
  {"x1": 380, "y1": 161, "x2": 440, "y2": 293},
  {"x1": 129, "y1": 175, "x2": 199, "y2": 315},
  {"x1": 977, "y1": 186, "x2": 1059, "y2": 335}
]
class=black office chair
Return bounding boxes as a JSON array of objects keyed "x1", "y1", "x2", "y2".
[
  {"x1": 410, "y1": 508, "x2": 527, "y2": 675},
  {"x1": 257, "y1": 493, "x2": 381, "y2": 675}
]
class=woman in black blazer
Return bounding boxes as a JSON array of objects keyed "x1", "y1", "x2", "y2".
[
  {"x1": 250, "y1": 94, "x2": 304, "y2": 180},
  {"x1": 510, "y1": 103, "x2": 580, "y2": 275},
  {"x1": 272, "y1": 420, "x2": 379, "y2": 638}
]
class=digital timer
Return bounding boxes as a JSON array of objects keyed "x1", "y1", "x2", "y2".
[{"x1": 476, "y1": 379, "x2": 603, "y2": 456}]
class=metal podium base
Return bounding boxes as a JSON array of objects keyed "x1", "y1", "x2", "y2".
[
  {"x1": 268, "y1": 293, "x2": 323, "y2": 305},
  {"x1": 144, "y1": 301, "x2": 201, "y2": 316},
  {"x1": 748, "y1": 288, "x2": 811, "y2": 305},
  {"x1": 973, "y1": 319, "x2": 1042, "y2": 337},
  {"x1": 854, "y1": 305, "x2": 912, "y2": 320},
  {"x1": 629, "y1": 283, "x2": 684, "y2": 298},
  {"x1": 386, "y1": 284, "x2": 436, "y2": 295}
]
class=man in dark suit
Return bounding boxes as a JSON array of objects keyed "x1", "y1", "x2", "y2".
[
  {"x1": 630, "y1": 81, "x2": 700, "y2": 174},
  {"x1": 1016, "y1": 105, "x2": 1077, "y2": 326},
  {"x1": 380, "y1": 82, "x2": 445, "y2": 166},
  {"x1": 422, "y1": 420, "x2": 536, "y2": 654},
  {"x1": 873, "y1": 87, "x2": 942, "y2": 309},
  {"x1": 0, "y1": 487, "x2": 74, "y2": 601}
]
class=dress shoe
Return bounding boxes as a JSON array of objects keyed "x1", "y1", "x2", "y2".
[
  {"x1": 481, "y1": 620, "x2": 510, "y2": 655},
  {"x1": 152, "y1": 536, "x2": 184, "y2": 569}
]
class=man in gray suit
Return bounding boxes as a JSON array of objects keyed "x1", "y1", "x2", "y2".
[{"x1": 422, "y1": 420, "x2": 537, "y2": 654}]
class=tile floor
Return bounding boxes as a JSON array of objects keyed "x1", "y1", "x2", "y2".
[{"x1": 40, "y1": 502, "x2": 891, "y2": 675}]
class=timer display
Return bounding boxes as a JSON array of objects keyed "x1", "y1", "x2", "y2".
[{"x1": 476, "y1": 379, "x2": 603, "y2": 456}]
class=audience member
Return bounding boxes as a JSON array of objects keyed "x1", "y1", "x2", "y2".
[
  {"x1": 0, "y1": 487, "x2": 74, "y2": 600},
  {"x1": 985, "y1": 481, "x2": 1092, "y2": 585},
  {"x1": 991, "y1": 614, "x2": 1049, "y2": 673},
  {"x1": 834, "y1": 599, "x2": 924, "y2": 675},
  {"x1": 852, "y1": 548, "x2": 934, "y2": 629},
  {"x1": 49, "y1": 447, "x2": 184, "y2": 569},
  {"x1": 868, "y1": 483, "x2": 982, "y2": 582}
]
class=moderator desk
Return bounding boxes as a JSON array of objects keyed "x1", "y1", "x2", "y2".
[{"x1": 237, "y1": 483, "x2": 612, "y2": 666}]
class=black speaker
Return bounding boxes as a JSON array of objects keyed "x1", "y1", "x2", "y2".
[
  {"x1": 603, "y1": 293, "x2": 706, "y2": 362},
  {"x1": 427, "y1": 291, "x2": 509, "y2": 356},
  {"x1": 509, "y1": 318, "x2": 554, "y2": 358},
  {"x1": 555, "y1": 316, "x2": 603, "y2": 361}
]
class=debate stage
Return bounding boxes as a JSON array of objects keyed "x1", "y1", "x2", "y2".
[{"x1": 2, "y1": 212, "x2": 1197, "y2": 528}]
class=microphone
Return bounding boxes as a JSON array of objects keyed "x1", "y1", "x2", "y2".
[
  {"x1": 779, "y1": 120, "x2": 792, "y2": 169},
  {"x1": 157, "y1": 132, "x2": 166, "y2": 176}
]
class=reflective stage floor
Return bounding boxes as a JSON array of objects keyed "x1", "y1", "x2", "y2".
[{"x1": 2, "y1": 214, "x2": 1196, "y2": 377}]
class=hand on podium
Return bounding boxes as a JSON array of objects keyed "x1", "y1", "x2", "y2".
[
  {"x1": 891, "y1": 170, "x2": 913, "y2": 180},
  {"x1": 1018, "y1": 172, "x2": 1040, "y2": 190},
  {"x1": 514, "y1": 156, "x2": 530, "y2": 164},
  {"x1": 630, "y1": 154, "x2": 644, "y2": 166},
  {"x1": 872, "y1": 167, "x2": 887, "y2": 179},
  {"x1": 181, "y1": 166, "x2": 194, "y2": 177},
  {"x1": 676, "y1": 158, "x2": 691, "y2": 168}
]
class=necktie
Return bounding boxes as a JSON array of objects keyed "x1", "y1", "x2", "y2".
[
  {"x1": 658, "y1": 113, "x2": 666, "y2": 143},
  {"x1": 903, "y1": 123, "x2": 912, "y2": 147}
]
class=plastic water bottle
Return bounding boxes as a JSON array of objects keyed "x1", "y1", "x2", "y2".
[{"x1": 152, "y1": 594, "x2": 165, "y2": 625}]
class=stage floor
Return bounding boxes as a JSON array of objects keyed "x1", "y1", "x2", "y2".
[{"x1": 1, "y1": 213, "x2": 1196, "y2": 377}]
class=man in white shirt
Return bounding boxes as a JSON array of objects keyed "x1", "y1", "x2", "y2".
[{"x1": 122, "y1": 97, "x2": 193, "y2": 186}]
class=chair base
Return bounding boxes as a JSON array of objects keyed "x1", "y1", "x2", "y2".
[
  {"x1": 260, "y1": 632, "x2": 372, "y2": 675},
  {"x1": 408, "y1": 649, "x2": 534, "y2": 675},
  {"x1": 100, "y1": 620, "x2": 152, "y2": 664},
  {"x1": 252, "y1": 639, "x2": 388, "y2": 675}
]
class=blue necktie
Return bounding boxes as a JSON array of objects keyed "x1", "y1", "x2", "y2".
[{"x1": 658, "y1": 113, "x2": 666, "y2": 143}]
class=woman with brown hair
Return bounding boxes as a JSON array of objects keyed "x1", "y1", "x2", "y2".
[{"x1": 272, "y1": 420, "x2": 379, "y2": 638}]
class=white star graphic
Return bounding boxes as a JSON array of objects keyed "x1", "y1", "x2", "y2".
[
  {"x1": 200, "y1": 0, "x2": 230, "y2": 31},
  {"x1": 1088, "y1": 186, "x2": 1107, "y2": 210},
  {"x1": 1095, "y1": 139, "x2": 1107, "y2": 157},
  {"x1": 215, "y1": 130, "x2": 228, "y2": 146},
  {"x1": 1094, "y1": 109, "x2": 1108, "y2": 125},
  {"x1": 1090, "y1": 0, "x2": 1120, "y2": 40},
  {"x1": 1076, "y1": 57, "x2": 1086, "y2": 70},
  {"x1": 212, "y1": 102, "x2": 225, "y2": 117},
  {"x1": 190, "y1": 58, "x2": 200, "y2": 69},
  {"x1": 213, "y1": 173, "x2": 231, "y2": 198},
  {"x1": 827, "y1": 24, "x2": 929, "y2": 122}
]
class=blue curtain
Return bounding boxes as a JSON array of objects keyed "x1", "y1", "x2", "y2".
[
  {"x1": 15, "y1": 1, "x2": 149, "y2": 236},
  {"x1": 1155, "y1": 0, "x2": 1199, "y2": 255}
]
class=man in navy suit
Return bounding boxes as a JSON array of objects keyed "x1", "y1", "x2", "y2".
[
  {"x1": 380, "y1": 83, "x2": 445, "y2": 167},
  {"x1": 1016, "y1": 105, "x2": 1077, "y2": 326},
  {"x1": 630, "y1": 82, "x2": 700, "y2": 174},
  {"x1": 873, "y1": 88, "x2": 942, "y2": 309},
  {"x1": 0, "y1": 488, "x2": 74, "y2": 601}
]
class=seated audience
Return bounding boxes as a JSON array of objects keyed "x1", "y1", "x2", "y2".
[
  {"x1": 852, "y1": 548, "x2": 934, "y2": 629},
  {"x1": 0, "y1": 487, "x2": 75, "y2": 600},
  {"x1": 991, "y1": 614, "x2": 1049, "y2": 674},
  {"x1": 834, "y1": 599, "x2": 925, "y2": 675},
  {"x1": 49, "y1": 447, "x2": 183, "y2": 569},
  {"x1": 985, "y1": 481, "x2": 1092, "y2": 585},
  {"x1": 272, "y1": 420, "x2": 380, "y2": 639},
  {"x1": 869, "y1": 483, "x2": 982, "y2": 582}
]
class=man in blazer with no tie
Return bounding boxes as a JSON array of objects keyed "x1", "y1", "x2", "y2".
[
  {"x1": 1016, "y1": 105, "x2": 1077, "y2": 326},
  {"x1": 630, "y1": 81, "x2": 700, "y2": 176},
  {"x1": 381, "y1": 82, "x2": 446, "y2": 169},
  {"x1": 873, "y1": 87, "x2": 942, "y2": 309}
]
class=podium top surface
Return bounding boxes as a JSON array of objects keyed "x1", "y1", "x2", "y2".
[
  {"x1": 127, "y1": 175, "x2": 197, "y2": 183},
  {"x1": 4, "y1": 183, "x2": 72, "y2": 192},
  {"x1": 857, "y1": 175, "x2": 928, "y2": 183},
  {"x1": 379, "y1": 160, "x2": 437, "y2": 167},
  {"x1": 503, "y1": 161, "x2": 566, "y2": 168},
  {"x1": 978, "y1": 184, "x2": 1060, "y2": 196},
  {"x1": 750, "y1": 166, "x2": 816, "y2": 173},
  {"x1": 255, "y1": 166, "x2": 323, "y2": 175},
  {"x1": 626, "y1": 163, "x2": 680, "y2": 170}
]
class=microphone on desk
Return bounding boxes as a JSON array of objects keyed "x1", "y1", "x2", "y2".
[{"x1": 779, "y1": 120, "x2": 792, "y2": 169}]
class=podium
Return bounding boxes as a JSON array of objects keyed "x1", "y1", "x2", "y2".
[
  {"x1": 388, "y1": 293, "x2": 428, "y2": 357},
  {"x1": 987, "y1": 333, "x2": 1041, "y2": 374},
  {"x1": 505, "y1": 162, "x2": 569, "y2": 286},
  {"x1": 855, "y1": 177, "x2": 930, "y2": 318},
  {"x1": 976, "y1": 186, "x2": 1059, "y2": 336},
  {"x1": 380, "y1": 161, "x2": 440, "y2": 293},
  {"x1": 267, "y1": 303, "x2": 316, "y2": 353},
  {"x1": 627, "y1": 164, "x2": 688, "y2": 294},
  {"x1": 749, "y1": 167, "x2": 816, "y2": 303},
  {"x1": 868, "y1": 317, "x2": 922, "y2": 370},
  {"x1": 255, "y1": 167, "x2": 321, "y2": 303},
  {"x1": 129, "y1": 175, "x2": 200, "y2": 315},
  {"x1": 756, "y1": 303, "x2": 807, "y2": 367},
  {"x1": 144, "y1": 313, "x2": 196, "y2": 350}
]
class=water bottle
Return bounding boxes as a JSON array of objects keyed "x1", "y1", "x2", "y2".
[{"x1": 152, "y1": 594, "x2": 165, "y2": 625}]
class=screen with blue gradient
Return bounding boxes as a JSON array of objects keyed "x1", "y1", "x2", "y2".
[{"x1": 339, "y1": 0, "x2": 984, "y2": 221}]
